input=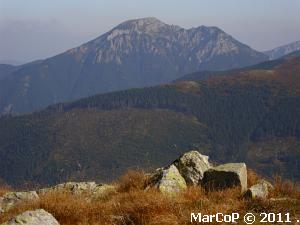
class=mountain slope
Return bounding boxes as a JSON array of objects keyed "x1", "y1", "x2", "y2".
[
  {"x1": 0, "y1": 55, "x2": 299, "y2": 187},
  {"x1": 264, "y1": 40, "x2": 300, "y2": 60},
  {"x1": 0, "y1": 64, "x2": 16, "y2": 80},
  {"x1": 177, "y1": 50, "x2": 300, "y2": 82},
  {"x1": 0, "y1": 17, "x2": 267, "y2": 114}
]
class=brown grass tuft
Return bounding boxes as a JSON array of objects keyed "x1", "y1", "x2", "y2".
[
  {"x1": 116, "y1": 169, "x2": 148, "y2": 193},
  {"x1": 0, "y1": 186, "x2": 12, "y2": 197},
  {"x1": 271, "y1": 175, "x2": 300, "y2": 199},
  {"x1": 247, "y1": 169, "x2": 261, "y2": 187}
]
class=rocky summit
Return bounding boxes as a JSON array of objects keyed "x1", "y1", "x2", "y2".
[{"x1": 0, "y1": 17, "x2": 267, "y2": 114}]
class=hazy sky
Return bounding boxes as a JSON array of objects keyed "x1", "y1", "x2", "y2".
[{"x1": 0, "y1": 0, "x2": 300, "y2": 64}]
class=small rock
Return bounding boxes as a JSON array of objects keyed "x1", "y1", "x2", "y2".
[
  {"x1": 151, "y1": 165, "x2": 187, "y2": 194},
  {"x1": 1, "y1": 209, "x2": 60, "y2": 225},
  {"x1": 257, "y1": 179, "x2": 274, "y2": 190},
  {"x1": 173, "y1": 151, "x2": 211, "y2": 185},
  {"x1": 38, "y1": 182, "x2": 97, "y2": 195},
  {"x1": 244, "y1": 183, "x2": 268, "y2": 200},
  {"x1": 201, "y1": 163, "x2": 247, "y2": 192},
  {"x1": 269, "y1": 197, "x2": 299, "y2": 203},
  {"x1": 0, "y1": 191, "x2": 39, "y2": 213},
  {"x1": 244, "y1": 179, "x2": 274, "y2": 200}
]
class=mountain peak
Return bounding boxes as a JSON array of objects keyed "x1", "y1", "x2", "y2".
[
  {"x1": 118, "y1": 17, "x2": 165, "y2": 27},
  {"x1": 114, "y1": 17, "x2": 180, "y2": 34},
  {"x1": 122, "y1": 17, "x2": 164, "y2": 25}
]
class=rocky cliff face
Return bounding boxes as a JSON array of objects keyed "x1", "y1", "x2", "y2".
[
  {"x1": 0, "y1": 17, "x2": 267, "y2": 114},
  {"x1": 71, "y1": 17, "x2": 264, "y2": 70}
]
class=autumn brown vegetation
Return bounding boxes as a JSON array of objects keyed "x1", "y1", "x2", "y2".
[{"x1": 0, "y1": 170, "x2": 299, "y2": 225}]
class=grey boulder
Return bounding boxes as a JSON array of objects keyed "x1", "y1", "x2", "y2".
[
  {"x1": 150, "y1": 165, "x2": 187, "y2": 194},
  {"x1": 1, "y1": 209, "x2": 59, "y2": 225},
  {"x1": 244, "y1": 179, "x2": 274, "y2": 200},
  {"x1": 0, "y1": 191, "x2": 39, "y2": 213},
  {"x1": 201, "y1": 163, "x2": 247, "y2": 192},
  {"x1": 173, "y1": 151, "x2": 211, "y2": 185},
  {"x1": 244, "y1": 183, "x2": 268, "y2": 200}
]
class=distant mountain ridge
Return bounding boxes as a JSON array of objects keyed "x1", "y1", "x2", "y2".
[
  {"x1": 264, "y1": 40, "x2": 300, "y2": 60},
  {"x1": 0, "y1": 17, "x2": 267, "y2": 114},
  {"x1": 0, "y1": 55, "x2": 299, "y2": 187},
  {"x1": 0, "y1": 60, "x2": 24, "y2": 66},
  {"x1": 177, "y1": 50, "x2": 300, "y2": 82}
]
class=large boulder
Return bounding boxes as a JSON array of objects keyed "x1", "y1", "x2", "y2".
[
  {"x1": 1, "y1": 209, "x2": 59, "y2": 225},
  {"x1": 244, "y1": 179, "x2": 274, "y2": 200},
  {"x1": 201, "y1": 163, "x2": 247, "y2": 192},
  {"x1": 173, "y1": 151, "x2": 211, "y2": 185},
  {"x1": 150, "y1": 165, "x2": 187, "y2": 194},
  {"x1": 0, "y1": 191, "x2": 39, "y2": 213},
  {"x1": 38, "y1": 182, "x2": 98, "y2": 195}
]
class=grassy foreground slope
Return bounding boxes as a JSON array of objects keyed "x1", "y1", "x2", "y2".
[
  {"x1": 0, "y1": 56, "x2": 299, "y2": 186},
  {"x1": 0, "y1": 170, "x2": 299, "y2": 225}
]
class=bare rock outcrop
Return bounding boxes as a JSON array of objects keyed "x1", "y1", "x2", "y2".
[
  {"x1": 38, "y1": 182, "x2": 98, "y2": 195},
  {"x1": 173, "y1": 151, "x2": 211, "y2": 185},
  {"x1": 149, "y1": 165, "x2": 187, "y2": 194},
  {"x1": 1, "y1": 209, "x2": 59, "y2": 225},
  {"x1": 0, "y1": 191, "x2": 39, "y2": 213}
]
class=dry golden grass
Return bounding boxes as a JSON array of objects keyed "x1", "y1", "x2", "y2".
[
  {"x1": 247, "y1": 169, "x2": 261, "y2": 187},
  {"x1": 116, "y1": 169, "x2": 149, "y2": 193},
  {"x1": 272, "y1": 175, "x2": 300, "y2": 199},
  {"x1": 0, "y1": 170, "x2": 299, "y2": 225},
  {"x1": 0, "y1": 186, "x2": 11, "y2": 197}
]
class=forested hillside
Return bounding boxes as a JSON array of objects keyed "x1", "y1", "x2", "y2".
[{"x1": 0, "y1": 56, "x2": 299, "y2": 187}]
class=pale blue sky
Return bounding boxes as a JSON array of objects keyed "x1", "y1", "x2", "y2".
[{"x1": 0, "y1": 0, "x2": 300, "y2": 63}]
